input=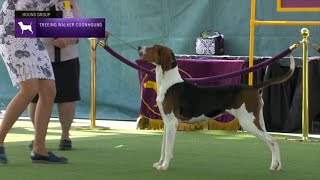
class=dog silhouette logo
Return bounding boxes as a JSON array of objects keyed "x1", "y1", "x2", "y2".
[{"x1": 17, "y1": 21, "x2": 33, "y2": 34}]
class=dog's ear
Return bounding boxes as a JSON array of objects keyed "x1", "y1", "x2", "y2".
[{"x1": 159, "y1": 47, "x2": 172, "y2": 72}]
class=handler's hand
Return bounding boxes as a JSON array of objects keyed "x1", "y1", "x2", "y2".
[{"x1": 53, "y1": 38, "x2": 79, "y2": 48}]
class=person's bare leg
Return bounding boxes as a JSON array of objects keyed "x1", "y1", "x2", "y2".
[
  {"x1": 29, "y1": 101, "x2": 75, "y2": 145},
  {"x1": 28, "y1": 103, "x2": 36, "y2": 126},
  {"x1": 0, "y1": 79, "x2": 38, "y2": 147},
  {"x1": 57, "y1": 102, "x2": 75, "y2": 140},
  {"x1": 32, "y1": 80, "x2": 56, "y2": 156},
  {"x1": 27, "y1": 102, "x2": 36, "y2": 149}
]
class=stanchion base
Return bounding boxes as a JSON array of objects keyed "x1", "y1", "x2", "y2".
[
  {"x1": 76, "y1": 126, "x2": 111, "y2": 131},
  {"x1": 286, "y1": 136, "x2": 320, "y2": 142}
]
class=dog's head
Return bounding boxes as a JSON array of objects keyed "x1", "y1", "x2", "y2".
[
  {"x1": 138, "y1": 45, "x2": 177, "y2": 72},
  {"x1": 17, "y1": 21, "x2": 23, "y2": 26}
]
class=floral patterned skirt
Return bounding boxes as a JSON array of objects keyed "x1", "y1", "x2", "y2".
[{"x1": 0, "y1": 1, "x2": 54, "y2": 87}]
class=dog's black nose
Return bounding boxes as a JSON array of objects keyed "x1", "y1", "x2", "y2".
[{"x1": 138, "y1": 46, "x2": 142, "y2": 51}]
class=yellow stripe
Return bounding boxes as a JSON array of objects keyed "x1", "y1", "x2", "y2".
[{"x1": 254, "y1": 20, "x2": 320, "y2": 26}]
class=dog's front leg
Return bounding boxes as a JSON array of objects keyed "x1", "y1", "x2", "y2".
[
  {"x1": 155, "y1": 113, "x2": 178, "y2": 171},
  {"x1": 153, "y1": 127, "x2": 166, "y2": 168}
]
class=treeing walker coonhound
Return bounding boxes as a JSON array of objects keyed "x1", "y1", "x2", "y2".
[{"x1": 138, "y1": 45, "x2": 295, "y2": 171}]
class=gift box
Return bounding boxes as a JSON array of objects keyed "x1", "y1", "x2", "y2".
[{"x1": 195, "y1": 30, "x2": 224, "y2": 55}]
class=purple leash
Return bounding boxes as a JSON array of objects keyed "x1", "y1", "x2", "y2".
[
  {"x1": 103, "y1": 45, "x2": 155, "y2": 76},
  {"x1": 102, "y1": 45, "x2": 292, "y2": 83}
]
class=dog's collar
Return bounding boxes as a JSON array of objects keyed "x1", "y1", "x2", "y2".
[
  {"x1": 171, "y1": 59, "x2": 177, "y2": 68},
  {"x1": 171, "y1": 52, "x2": 177, "y2": 68}
]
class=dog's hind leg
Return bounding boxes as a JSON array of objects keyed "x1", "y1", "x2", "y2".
[
  {"x1": 154, "y1": 113, "x2": 178, "y2": 170},
  {"x1": 256, "y1": 98, "x2": 281, "y2": 170},
  {"x1": 245, "y1": 126, "x2": 281, "y2": 171},
  {"x1": 261, "y1": 131, "x2": 281, "y2": 171},
  {"x1": 227, "y1": 104, "x2": 281, "y2": 171},
  {"x1": 258, "y1": 98, "x2": 267, "y2": 132}
]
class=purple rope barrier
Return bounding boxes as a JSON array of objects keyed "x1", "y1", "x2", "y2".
[
  {"x1": 187, "y1": 48, "x2": 292, "y2": 83},
  {"x1": 102, "y1": 45, "x2": 292, "y2": 83},
  {"x1": 311, "y1": 43, "x2": 320, "y2": 53}
]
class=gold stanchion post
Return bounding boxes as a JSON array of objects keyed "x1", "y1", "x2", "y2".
[
  {"x1": 90, "y1": 38, "x2": 97, "y2": 129},
  {"x1": 287, "y1": 28, "x2": 319, "y2": 142},
  {"x1": 77, "y1": 38, "x2": 110, "y2": 130},
  {"x1": 301, "y1": 28, "x2": 309, "y2": 141}
]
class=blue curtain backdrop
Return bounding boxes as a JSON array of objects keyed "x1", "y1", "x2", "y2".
[{"x1": 0, "y1": 0, "x2": 319, "y2": 120}]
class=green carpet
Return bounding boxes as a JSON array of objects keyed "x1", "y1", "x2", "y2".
[{"x1": 0, "y1": 123, "x2": 319, "y2": 180}]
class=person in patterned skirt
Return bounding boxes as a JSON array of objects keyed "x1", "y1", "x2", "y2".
[{"x1": 0, "y1": 0, "x2": 70, "y2": 164}]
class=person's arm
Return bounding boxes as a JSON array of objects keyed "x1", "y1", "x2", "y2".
[
  {"x1": 53, "y1": 0, "x2": 79, "y2": 48},
  {"x1": 71, "y1": 0, "x2": 83, "y2": 18},
  {"x1": 15, "y1": 0, "x2": 41, "y2": 11},
  {"x1": 68, "y1": 0, "x2": 82, "y2": 43},
  {"x1": 62, "y1": 0, "x2": 73, "y2": 18}
]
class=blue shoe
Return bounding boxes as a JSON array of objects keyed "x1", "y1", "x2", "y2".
[
  {"x1": 31, "y1": 151, "x2": 68, "y2": 164},
  {"x1": 28, "y1": 140, "x2": 34, "y2": 150},
  {"x1": 59, "y1": 139, "x2": 72, "y2": 150},
  {"x1": 0, "y1": 146, "x2": 8, "y2": 164}
]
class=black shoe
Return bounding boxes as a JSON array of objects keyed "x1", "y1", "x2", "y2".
[
  {"x1": 28, "y1": 140, "x2": 34, "y2": 150},
  {"x1": 31, "y1": 151, "x2": 68, "y2": 164},
  {"x1": 59, "y1": 139, "x2": 72, "y2": 150},
  {"x1": 0, "y1": 146, "x2": 8, "y2": 164}
]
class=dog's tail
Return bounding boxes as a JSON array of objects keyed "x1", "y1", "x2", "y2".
[{"x1": 253, "y1": 56, "x2": 295, "y2": 90}]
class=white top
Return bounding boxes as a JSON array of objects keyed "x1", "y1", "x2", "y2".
[{"x1": 41, "y1": 0, "x2": 83, "y2": 62}]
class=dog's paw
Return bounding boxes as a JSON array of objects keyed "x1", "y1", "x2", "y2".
[
  {"x1": 155, "y1": 164, "x2": 169, "y2": 171},
  {"x1": 153, "y1": 161, "x2": 169, "y2": 170},
  {"x1": 269, "y1": 160, "x2": 281, "y2": 171},
  {"x1": 153, "y1": 162, "x2": 162, "y2": 168}
]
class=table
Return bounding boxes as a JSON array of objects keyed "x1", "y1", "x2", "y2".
[{"x1": 136, "y1": 58, "x2": 244, "y2": 131}]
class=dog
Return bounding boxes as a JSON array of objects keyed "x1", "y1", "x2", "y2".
[
  {"x1": 138, "y1": 45, "x2": 295, "y2": 171},
  {"x1": 17, "y1": 21, "x2": 33, "y2": 34}
]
